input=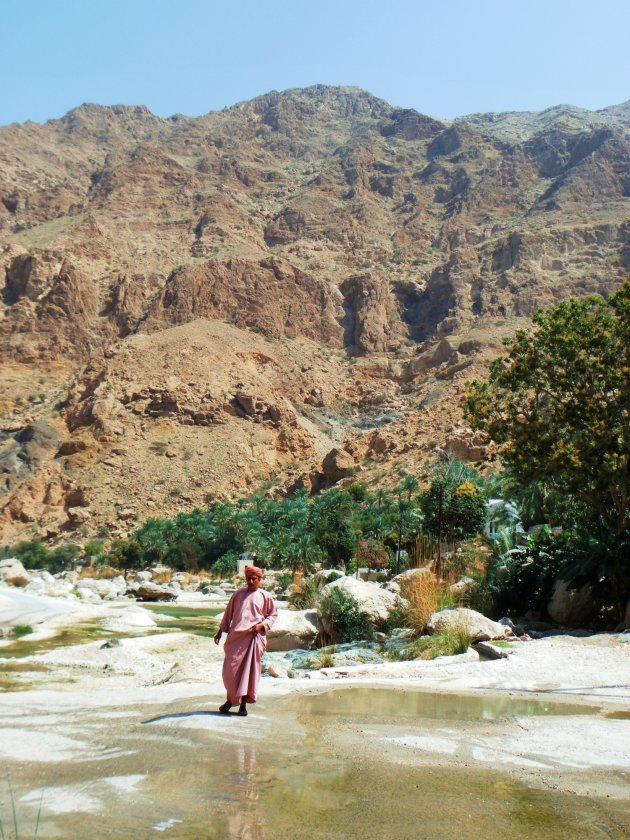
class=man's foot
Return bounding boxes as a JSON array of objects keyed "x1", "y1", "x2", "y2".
[
  {"x1": 219, "y1": 701, "x2": 232, "y2": 714},
  {"x1": 237, "y1": 703, "x2": 248, "y2": 717}
]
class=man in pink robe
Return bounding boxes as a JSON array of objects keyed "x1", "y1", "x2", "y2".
[{"x1": 214, "y1": 566, "x2": 277, "y2": 716}]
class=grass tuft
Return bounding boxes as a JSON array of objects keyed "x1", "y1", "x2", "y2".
[
  {"x1": 287, "y1": 576, "x2": 321, "y2": 609},
  {"x1": 11, "y1": 625, "x2": 34, "y2": 639},
  {"x1": 397, "y1": 572, "x2": 458, "y2": 632},
  {"x1": 387, "y1": 623, "x2": 473, "y2": 661}
]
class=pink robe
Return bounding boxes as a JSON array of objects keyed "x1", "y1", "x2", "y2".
[{"x1": 219, "y1": 588, "x2": 278, "y2": 705}]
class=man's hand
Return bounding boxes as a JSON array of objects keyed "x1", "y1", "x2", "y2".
[
  {"x1": 213, "y1": 631, "x2": 222, "y2": 645},
  {"x1": 250, "y1": 623, "x2": 265, "y2": 634}
]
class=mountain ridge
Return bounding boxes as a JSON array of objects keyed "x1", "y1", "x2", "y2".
[{"x1": 1, "y1": 84, "x2": 629, "y2": 543}]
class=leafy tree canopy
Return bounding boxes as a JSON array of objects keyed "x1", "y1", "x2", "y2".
[{"x1": 465, "y1": 284, "x2": 630, "y2": 536}]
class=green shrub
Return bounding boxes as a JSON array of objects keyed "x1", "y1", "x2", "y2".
[
  {"x1": 107, "y1": 538, "x2": 144, "y2": 571},
  {"x1": 11, "y1": 624, "x2": 33, "y2": 639},
  {"x1": 346, "y1": 482, "x2": 369, "y2": 502},
  {"x1": 318, "y1": 588, "x2": 373, "y2": 643},
  {"x1": 288, "y1": 576, "x2": 321, "y2": 609},
  {"x1": 276, "y1": 572, "x2": 293, "y2": 591},
  {"x1": 388, "y1": 625, "x2": 473, "y2": 660},
  {"x1": 212, "y1": 551, "x2": 238, "y2": 576},
  {"x1": 487, "y1": 527, "x2": 569, "y2": 617},
  {"x1": 83, "y1": 540, "x2": 105, "y2": 559},
  {"x1": 382, "y1": 603, "x2": 413, "y2": 631},
  {"x1": 312, "y1": 647, "x2": 336, "y2": 669},
  {"x1": 2, "y1": 539, "x2": 81, "y2": 574}
]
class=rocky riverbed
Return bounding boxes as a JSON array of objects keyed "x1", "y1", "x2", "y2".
[{"x1": 0, "y1": 586, "x2": 629, "y2": 838}]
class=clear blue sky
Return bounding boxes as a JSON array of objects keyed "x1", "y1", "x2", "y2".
[{"x1": 3, "y1": 0, "x2": 629, "y2": 125}]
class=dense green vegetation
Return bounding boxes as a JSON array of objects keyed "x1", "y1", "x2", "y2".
[
  {"x1": 466, "y1": 282, "x2": 630, "y2": 620},
  {"x1": 0, "y1": 540, "x2": 81, "y2": 574},
  {"x1": 101, "y1": 480, "x2": 441, "y2": 574}
]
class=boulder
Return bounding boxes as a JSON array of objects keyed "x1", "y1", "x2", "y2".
[
  {"x1": 319, "y1": 575, "x2": 402, "y2": 631},
  {"x1": 149, "y1": 565, "x2": 172, "y2": 583},
  {"x1": 426, "y1": 607, "x2": 512, "y2": 641},
  {"x1": 75, "y1": 586, "x2": 102, "y2": 601},
  {"x1": 473, "y1": 640, "x2": 512, "y2": 659},
  {"x1": 25, "y1": 579, "x2": 75, "y2": 598},
  {"x1": 385, "y1": 566, "x2": 433, "y2": 594},
  {"x1": 267, "y1": 608, "x2": 321, "y2": 652},
  {"x1": 450, "y1": 575, "x2": 476, "y2": 595},
  {"x1": 203, "y1": 585, "x2": 226, "y2": 596},
  {"x1": 136, "y1": 582, "x2": 178, "y2": 602},
  {"x1": 67, "y1": 506, "x2": 91, "y2": 525},
  {"x1": 444, "y1": 427, "x2": 488, "y2": 462},
  {"x1": 103, "y1": 608, "x2": 157, "y2": 631},
  {"x1": 321, "y1": 448, "x2": 355, "y2": 484},
  {"x1": 313, "y1": 569, "x2": 345, "y2": 583},
  {"x1": 31, "y1": 570, "x2": 55, "y2": 584},
  {"x1": 75, "y1": 577, "x2": 126, "y2": 600},
  {"x1": 547, "y1": 579, "x2": 598, "y2": 626},
  {"x1": 266, "y1": 662, "x2": 290, "y2": 678},
  {"x1": 134, "y1": 570, "x2": 153, "y2": 583},
  {"x1": 0, "y1": 558, "x2": 31, "y2": 587}
]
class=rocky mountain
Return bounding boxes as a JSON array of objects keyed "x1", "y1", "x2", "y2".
[{"x1": 1, "y1": 85, "x2": 629, "y2": 542}]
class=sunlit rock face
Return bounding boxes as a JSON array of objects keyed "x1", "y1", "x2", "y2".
[{"x1": 2, "y1": 86, "x2": 630, "y2": 539}]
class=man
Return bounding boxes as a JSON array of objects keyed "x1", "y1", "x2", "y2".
[{"x1": 214, "y1": 565, "x2": 278, "y2": 717}]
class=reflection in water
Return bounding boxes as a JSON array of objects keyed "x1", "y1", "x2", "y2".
[{"x1": 227, "y1": 744, "x2": 266, "y2": 840}]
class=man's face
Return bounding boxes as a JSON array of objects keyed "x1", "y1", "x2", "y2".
[{"x1": 246, "y1": 572, "x2": 262, "y2": 591}]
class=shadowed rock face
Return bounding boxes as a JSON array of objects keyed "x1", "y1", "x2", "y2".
[{"x1": 1, "y1": 85, "x2": 630, "y2": 539}]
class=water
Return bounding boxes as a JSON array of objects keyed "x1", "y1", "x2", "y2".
[
  {"x1": 0, "y1": 622, "x2": 115, "y2": 690},
  {"x1": 1, "y1": 688, "x2": 628, "y2": 839},
  {"x1": 0, "y1": 607, "x2": 220, "y2": 690},
  {"x1": 142, "y1": 604, "x2": 222, "y2": 637},
  {"x1": 0, "y1": 622, "x2": 113, "y2": 660},
  {"x1": 294, "y1": 686, "x2": 601, "y2": 721}
]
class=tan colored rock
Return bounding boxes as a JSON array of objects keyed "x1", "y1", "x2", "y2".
[
  {"x1": 267, "y1": 609, "x2": 321, "y2": 652},
  {"x1": 67, "y1": 506, "x2": 91, "y2": 525},
  {"x1": 0, "y1": 558, "x2": 31, "y2": 587},
  {"x1": 136, "y1": 583, "x2": 178, "y2": 602},
  {"x1": 322, "y1": 448, "x2": 355, "y2": 484},
  {"x1": 319, "y1": 576, "x2": 402, "y2": 631},
  {"x1": 426, "y1": 607, "x2": 512, "y2": 641},
  {"x1": 385, "y1": 566, "x2": 434, "y2": 594},
  {"x1": 444, "y1": 427, "x2": 488, "y2": 462}
]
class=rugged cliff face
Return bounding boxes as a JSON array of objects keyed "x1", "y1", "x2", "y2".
[{"x1": 1, "y1": 86, "x2": 629, "y2": 540}]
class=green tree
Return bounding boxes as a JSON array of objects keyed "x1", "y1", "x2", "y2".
[
  {"x1": 419, "y1": 477, "x2": 486, "y2": 543},
  {"x1": 310, "y1": 489, "x2": 358, "y2": 568},
  {"x1": 465, "y1": 286, "x2": 630, "y2": 535},
  {"x1": 465, "y1": 284, "x2": 630, "y2": 616}
]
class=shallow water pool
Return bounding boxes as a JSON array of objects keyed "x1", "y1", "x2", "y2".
[{"x1": 1, "y1": 687, "x2": 628, "y2": 839}]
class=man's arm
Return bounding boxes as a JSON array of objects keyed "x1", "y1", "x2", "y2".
[
  {"x1": 214, "y1": 593, "x2": 236, "y2": 643},
  {"x1": 260, "y1": 594, "x2": 278, "y2": 632}
]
